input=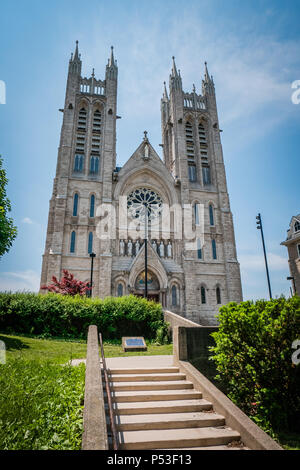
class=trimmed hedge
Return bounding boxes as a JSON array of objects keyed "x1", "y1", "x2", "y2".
[
  {"x1": 0, "y1": 293, "x2": 165, "y2": 340},
  {"x1": 210, "y1": 296, "x2": 300, "y2": 434}
]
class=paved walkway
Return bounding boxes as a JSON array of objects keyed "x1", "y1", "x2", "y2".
[
  {"x1": 71, "y1": 355, "x2": 174, "y2": 368},
  {"x1": 105, "y1": 355, "x2": 173, "y2": 368}
]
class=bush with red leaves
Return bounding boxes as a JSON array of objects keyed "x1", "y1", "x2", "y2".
[{"x1": 41, "y1": 269, "x2": 91, "y2": 296}]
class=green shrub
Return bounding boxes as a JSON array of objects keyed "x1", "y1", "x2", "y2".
[
  {"x1": 0, "y1": 292, "x2": 165, "y2": 340},
  {"x1": 210, "y1": 296, "x2": 300, "y2": 433},
  {"x1": 0, "y1": 359, "x2": 85, "y2": 450},
  {"x1": 155, "y1": 321, "x2": 171, "y2": 345}
]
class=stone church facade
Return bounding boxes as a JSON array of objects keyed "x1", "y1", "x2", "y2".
[{"x1": 40, "y1": 42, "x2": 243, "y2": 325}]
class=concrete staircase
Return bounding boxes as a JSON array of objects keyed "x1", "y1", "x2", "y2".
[{"x1": 104, "y1": 366, "x2": 246, "y2": 450}]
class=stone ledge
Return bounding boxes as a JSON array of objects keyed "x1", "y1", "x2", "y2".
[
  {"x1": 82, "y1": 325, "x2": 108, "y2": 450},
  {"x1": 174, "y1": 359, "x2": 282, "y2": 450}
]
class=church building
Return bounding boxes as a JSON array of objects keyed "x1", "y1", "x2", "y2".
[{"x1": 40, "y1": 42, "x2": 243, "y2": 325}]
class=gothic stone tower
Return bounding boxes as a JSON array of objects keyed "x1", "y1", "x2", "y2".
[
  {"x1": 41, "y1": 44, "x2": 242, "y2": 325},
  {"x1": 40, "y1": 42, "x2": 117, "y2": 295},
  {"x1": 160, "y1": 59, "x2": 243, "y2": 322}
]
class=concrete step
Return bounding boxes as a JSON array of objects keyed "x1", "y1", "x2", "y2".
[
  {"x1": 110, "y1": 373, "x2": 186, "y2": 382},
  {"x1": 108, "y1": 367, "x2": 179, "y2": 375},
  {"x1": 116, "y1": 412, "x2": 225, "y2": 431},
  {"x1": 108, "y1": 389, "x2": 202, "y2": 403},
  {"x1": 109, "y1": 380, "x2": 194, "y2": 391},
  {"x1": 111, "y1": 398, "x2": 213, "y2": 415},
  {"x1": 119, "y1": 426, "x2": 241, "y2": 450}
]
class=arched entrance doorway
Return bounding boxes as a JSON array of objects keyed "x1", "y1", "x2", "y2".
[{"x1": 134, "y1": 270, "x2": 160, "y2": 303}]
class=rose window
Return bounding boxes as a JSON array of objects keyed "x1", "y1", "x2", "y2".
[{"x1": 127, "y1": 188, "x2": 162, "y2": 222}]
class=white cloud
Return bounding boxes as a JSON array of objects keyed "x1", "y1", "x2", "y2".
[
  {"x1": 0, "y1": 270, "x2": 40, "y2": 292},
  {"x1": 22, "y1": 217, "x2": 34, "y2": 224},
  {"x1": 239, "y1": 252, "x2": 288, "y2": 271},
  {"x1": 86, "y1": 8, "x2": 300, "y2": 152}
]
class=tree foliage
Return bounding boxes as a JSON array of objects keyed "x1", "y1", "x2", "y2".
[
  {"x1": 0, "y1": 156, "x2": 17, "y2": 257},
  {"x1": 41, "y1": 269, "x2": 91, "y2": 296},
  {"x1": 210, "y1": 297, "x2": 300, "y2": 433}
]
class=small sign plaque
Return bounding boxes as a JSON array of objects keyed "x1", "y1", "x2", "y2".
[{"x1": 122, "y1": 337, "x2": 147, "y2": 352}]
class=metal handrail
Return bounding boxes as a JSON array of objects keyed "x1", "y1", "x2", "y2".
[{"x1": 99, "y1": 333, "x2": 118, "y2": 450}]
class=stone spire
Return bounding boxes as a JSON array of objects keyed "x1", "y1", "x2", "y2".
[
  {"x1": 73, "y1": 40, "x2": 80, "y2": 61},
  {"x1": 162, "y1": 81, "x2": 169, "y2": 101},
  {"x1": 202, "y1": 61, "x2": 215, "y2": 95},
  {"x1": 69, "y1": 40, "x2": 82, "y2": 75},
  {"x1": 106, "y1": 45, "x2": 118, "y2": 80},
  {"x1": 169, "y1": 56, "x2": 182, "y2": 91},
  {"x1": 204, "y1": 61, "x2": 210, "y2": 80},
  {"x1": 171, "y1": 56, "x2": 178, "y2": 77},
  {"x1": 109, "y1": 46, "x2": 116, "y2": 67}
]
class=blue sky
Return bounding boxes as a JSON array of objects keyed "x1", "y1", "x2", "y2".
[{"x1": 0, "y1": 0, "x2": 299, "y2": 299}]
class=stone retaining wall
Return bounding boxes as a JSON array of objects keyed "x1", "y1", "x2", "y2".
[{"x1": 82, "y1": 325, "x2": 108, "y2": 450}]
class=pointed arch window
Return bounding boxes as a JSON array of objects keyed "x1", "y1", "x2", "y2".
[
  {"x1": 74, "y1": 107, "x2": 86, "y2": 173},
  {"x1": 117, "y1": 283, "x2": 124, "y2": 297},
  {"x1": 185, "y1": 121, "x2": 195, "y2": 160},
  {"x1": 171, "y1": 285, "x2": 178, "y2": 307},
  {"x1": 209, "y1": 204, "x2": 214, "y2": 226},
  {"x1": 90, "y1": 109, "x2": 101, "y2": 163},
  {"x1": 197, "y1": 239, "x2": 202, "y2": 259},
  {"x1": 74, "y1": 154, "x2": 84, "y2": 173},
  {"x1": 88, "y1": 232, "x2": 93, "y2": 254},
  {"x1": 216, "y1": 286, "x2": 221, "y2": 304},
  {"x1": 90, "y1": 155, "x2": 99, "y2": 174},
  {"x1": 73, "y1": 193, "x2": 79, "y2": 217},
  {"x1": 93, "y1": 109, "x2": 102, "y2": 133},
  {"x1": 194, "y1": 203, "x2": 200, "y2": 225},
  {"x1": 202, "y1": 164, "x2": 211, "y2": 185},
  {"x1": 188, "y1": 164, "x2": 197, "y2": 182},
  {"x1": 70, "y1": 231, "x2": 76, "y2": 253},
  {"x1": 76, "y1": 109, "x2": 86, "y2": 151},
  {"x1": 201, "y1": 286, "x2": 206, "y2": 304},
  {"x1": 90, "y1": 195, "x2": 95, "y2": 218},
  {"x1": 77, "y1": 107, "x2": 87, "y2": 131},
  {"x1": 198, "y1": 122, "x2": 208, "y2": 155},
  {"x1": 212, "y1": 239, "x2": 217, "y2": 260}
]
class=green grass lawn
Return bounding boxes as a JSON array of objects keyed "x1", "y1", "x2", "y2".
[
  {"x1": 0, "y1": 359, "x2": 85, "y2": 450},
  {"x1": 0, "y1": 333, "x2": 87, "y2": 364},
  {"x1": 2, "y1": 333, "x2": 298, "y2": 450},
  {"x1": 0, "y1": 332, "x2": 173, "y2": 364},
  {"x1": 0, "y1": 332, "x2": 172, "y2": 450}
]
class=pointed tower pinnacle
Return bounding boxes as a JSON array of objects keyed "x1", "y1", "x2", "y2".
[
  {"x1": 73, "y1": 40, "x2": 80, "y2": 62},
  {"x1": 204, "y1": 61, "x2": 212, "y2": 82},
  {"x1": 106, "y1": 45, "x2": 118, "y2": 81},
  {"x1": 202, "y1": 61, "x2": 215, "y2": 97},
  {"x1": 109, "y1": 46, "x2": 116, "y2": 67},
  {"x1": 69, "y1": 40, "x2": 82, "y2": 75},
  {"x1": 163, "y1": 81, "x2": 168, "y2": 101},
  {"x1": 169, "y1": 56, "x2": 182, "y2": 91},
  {"x1": 171, "y1": 56, "x2": 178, "y2": 77}
]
